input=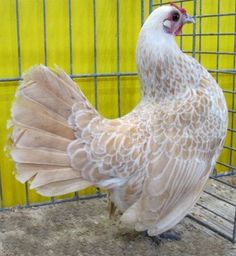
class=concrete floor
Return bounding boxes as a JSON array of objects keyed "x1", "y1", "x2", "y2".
[{"x1": 0, "y1": 198, "x2": 235, "y2": 256}]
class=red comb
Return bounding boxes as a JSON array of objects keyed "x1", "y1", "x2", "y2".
[{"x1": 170, "y1": 3, "x2": 187, "y2": 14}]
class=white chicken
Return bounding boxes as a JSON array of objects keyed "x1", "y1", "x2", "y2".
[{"x1": 9, "y1": 4, "x2": 228, "y2": 236}]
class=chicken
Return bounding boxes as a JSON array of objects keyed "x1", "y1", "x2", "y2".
[{"x1": 8, "y1": 4, "x2": 228, "y2": 236}]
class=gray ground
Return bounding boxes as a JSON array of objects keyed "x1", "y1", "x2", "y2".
[{"x1": 0, "y1": 198, "x2": 235, "y2": 256}]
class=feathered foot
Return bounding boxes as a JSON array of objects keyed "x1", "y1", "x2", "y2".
[
  {"x1": 143, "y1": 229, "x2": 181, "y2": 244},
  {"x1": 159, "y1": 229, "x2": 181, "y2": 241}
]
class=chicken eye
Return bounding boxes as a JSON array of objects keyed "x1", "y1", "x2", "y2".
[{"x1": 172, "y1": 12, "x2": 180, "y2": 22}]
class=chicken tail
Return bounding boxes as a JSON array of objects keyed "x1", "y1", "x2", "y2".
[{"x1": 8, "y1": 65, "x2": 92, "y2": 197}]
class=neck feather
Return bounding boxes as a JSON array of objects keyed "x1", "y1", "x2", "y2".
[{"x1": 136, "y1": 29, "x2": 189, "y2": 101}]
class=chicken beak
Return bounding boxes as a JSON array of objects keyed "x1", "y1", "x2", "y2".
[{"x1": 183, "y1": 14, "x2": 195, "y2": 24}]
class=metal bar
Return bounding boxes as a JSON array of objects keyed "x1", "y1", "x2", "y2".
[
  {"x1": 73, "y1": 192, "x2": 79, "y2": 201},
  {"x1": 24, "y1": 183, "x2": 29, "y2": 207},
  {"x1": 0, "y1": 72, "x2": 139, "y2": 83},
  {"x1": 43, "y1": 0, "x2": 53, "y2": 204},
  {"x1": 68, "y1": 0, "x2": 73, "y2": 75},
  {"x1": 227, "y1": 128, "x2": 236, "y2": 133},
  {"x1": 203, "y1": 190, "x2": 236, "y2": 207},
  {"x1": 0, "y1": 71, "x2": 229, "y2": 82},
  {"x1": 223, "y1": 145, "x2": 236, "y2": 152},
  {"x1": 0, "y1": 193, "x2": 106, "y2": 212},
  {"x1": 224, "y1": 90, "x2": 236, "y2": 95},
  {"x1": 153, "y1": 0, "x2": 194, "y2": 6},
  {"x1": 228, "y1": 108, "x2": 236, "y2": 114},
  {"x1": 196, "y1": 202, "x2": 234, "y2": 224},
  {"x1": 210, "y1": 176, "x2": 236, "y2": 189},
  {"x1": 208, "y1": 69, "x2": 236, "y2": 74},
  {"x1": 183, "y1": 50, "x2": 236, "y2": 56},
  {"x1": 198, "y1": 0, "x2": 202, "y2": 63},
  {"x1": 16, "y1": 0, "x2": 31, "y2": 206},
  {"x1": 1, "y1": 69, "x2": 234, "y2": 83},
  {"x1": 50, "y1": 196, "x2": 55, "y2": 204},
  {"x1": 229, "y1": 3, "x2": 236, "y2": 175},
  {"x1": 182, "y1": 32, "x2": 236, "y2": 36},
  {"x1": 92, "y1": 0, "x2": 100, "y2": 195},
  {"x1": 15, "y1": 0, "x2": 22, "y2": 76},
  {"x1": 66, "y1": 72, "x2": 138, "y2": 78},
  {"x1": 215, "y1": 1, "x2": 220, "y2": 85},
  {"x1": 192, "y1": 0, "x2": 197, "y2": 58},
  {"x1": 93, "y1": 0, "x2": 98, "y2": 110},
  {"x1": 195, "y1": 13, "x2": 236, "y2": 18},
  {"x1": 149, "y1": 0, "x2": 153, "y2": 13},
  {"x1": 233, "y1": 207, "x2": 236, "y2": 243},
  {"x1": 0, "y1": 166, "x2": 4, "y2": 208},
  {"x1": 216, "y1": 161, "x2": 236, "y2": 170},
  {"x1": 42, "y1": 0, "x2": 48, "y2": 66},
  {"x1": 95, "y1": 187, "x2": 101, "y2": 196},
  {"x1": 179, "y1": 1, "x2": 183, "y2": 50},
  {"x1": 187, "y1": 214, "x2": 234, "y2": 242},
  {"x1": 0, "y1": 77, "x2": 23, "y2": 82},
  {"x1": 213, "y1": 170, "x2": 236, "y2": 178},
  {"x1": 68, "y1": 0, "x2": 79, "y2": 201},
  {"x1": 141, "y1": 0, "x2": 144, "y2": 26},
  {"x1": 116, "y1": 0, "x2": 121, "y2": 117}
]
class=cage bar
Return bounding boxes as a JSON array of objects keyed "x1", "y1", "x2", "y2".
[
  {"x1": 93, "y1": 0, "x2": 98, "y2": 110},
  {"x1": 0, "y1": 166, "x2": 4, "y2": 209},
  {"x1": 42, "y1": 0, "x2": 48, "y2": 66},
  {"x1": 68, "y1": 0, "x2": 73, "y2": 75},
  {"x1": 15, "y1": 0, "x2": 22, "y2": 76},
  {"x1": 116, "y1": 0, "x2": 121, "y2": 117}
]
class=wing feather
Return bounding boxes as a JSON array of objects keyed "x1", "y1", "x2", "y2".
[
  {"x1": 67, "y1": 76, "x2": 227, "y2": 235},
  {"x1": 120, "y1": 83, "x2": 227, "y2": 235}
]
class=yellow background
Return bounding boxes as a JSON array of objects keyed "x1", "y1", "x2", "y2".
[{"x1": 0, "y1": 0, "x2": 235, "y2": 208}]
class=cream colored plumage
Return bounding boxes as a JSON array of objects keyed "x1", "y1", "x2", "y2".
[{"x1": 8, "y1": 5, "x2": 228, "y2": 236}]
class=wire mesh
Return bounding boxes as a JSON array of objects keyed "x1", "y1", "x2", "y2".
[
  {"x1": 0, "y1": 1, "x2": 144, "y2": 208},
  {"x1": 0, "y1": 0, "x2": 235, "y2": 243}
]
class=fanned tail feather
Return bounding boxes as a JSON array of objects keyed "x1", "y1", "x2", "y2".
[{"x1": 8, "y1": 65, "x2": 93, "y2": 196}]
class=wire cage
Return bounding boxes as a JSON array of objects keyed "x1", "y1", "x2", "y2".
[{"x1": 0, "y1": 0, "x2": 235, "y2": 243}]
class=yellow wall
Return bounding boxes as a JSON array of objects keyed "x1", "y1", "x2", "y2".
[{"x1": 0, "y1": 0, "x2": 235, "y2": 207}]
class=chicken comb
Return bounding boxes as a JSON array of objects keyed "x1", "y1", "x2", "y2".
[{"x1": 170, "y1": 3, "x2": 187, "y2": 14}]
